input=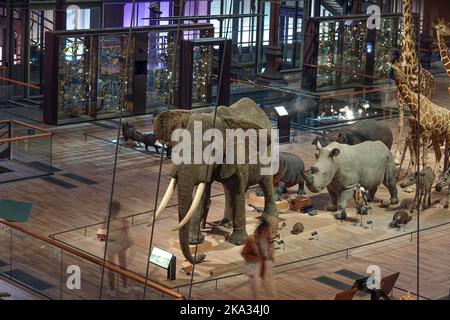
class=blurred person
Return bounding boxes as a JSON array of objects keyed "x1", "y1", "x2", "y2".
[
  {"x1": 241, "y1": 218, "x2": 277, "y2": 300},
  {"x1": 106, "y1": 200, "x2": 135, "y2": 298}
]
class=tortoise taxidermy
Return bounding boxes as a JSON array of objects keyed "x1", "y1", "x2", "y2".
[
  {"x1": 389, "y1": 210, "x2": 412, "y2": 228},
  {"x1": 291, "y1": 222, "x2": 304, "y2": 235}
]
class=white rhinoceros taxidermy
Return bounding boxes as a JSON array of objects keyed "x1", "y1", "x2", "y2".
[{"x1": 306, "y1": 140, "x2": 399, "y2": 220}]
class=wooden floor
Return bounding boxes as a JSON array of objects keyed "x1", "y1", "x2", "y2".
[
  {"x1": 0, "y1": 74, "x2": 449, "y2": 300},
  {"x1": 0, "y1": 160, "x2": 48, "y2": 183}
]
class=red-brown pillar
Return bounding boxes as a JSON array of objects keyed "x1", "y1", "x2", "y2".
[{"x1": 258, "y1": 0, "x2": 286, "y2": 84}]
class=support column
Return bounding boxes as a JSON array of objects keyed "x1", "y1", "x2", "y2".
[
  {"x1": 352, "y1": 0, "x2": 361, "y2": 14},
  {"x1": 257, "y1": 0, "x2": 286, "y2": 85},
  {"x1": 6, "y1": 0, "x2": 13, "y2": 79},
  {"x1": 23, "y1": 7, "x2": 30, "y2": 97},
  {"x1": 55, "y1": 0, "x2": 66, "y2": 31},
  {"x1": 420, "y1": 0, "x2": 433, "y2": 68}
]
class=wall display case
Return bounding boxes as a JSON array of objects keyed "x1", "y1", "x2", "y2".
[
  {"x1": 43, "y1": 23, "x2": 214, "y2": 125},
  {"x1": 302, "y1": 13, "x2": 404, "y2": 92}
]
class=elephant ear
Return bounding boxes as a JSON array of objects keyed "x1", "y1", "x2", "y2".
[
  {"x1": 219, "y1": 114, "x2": 264, "y2": 131},
  {"x1": 153, "y1": 110, "x2": 191, "y2": 143},
  {"x1": 219, "y1": 115, "x2": 272, "y2": 146}
]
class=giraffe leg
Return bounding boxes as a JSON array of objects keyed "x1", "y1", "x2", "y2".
[
  {"x1": 407, "y1": 118, "x2": 418, "y2": 174},
  {"x1": 403, "y1": 128, "x2": 416, "y2": 194},
  {"x1": 432, "y1": 137, "x2": 442, "y2": 174},
  {"x1": 422, "y1": 131, "x2": 431, "y2": 170},
  {"x1": 394, "y1": 93, "x2": 405, "y2": 165},
  {"x1": 406, "y1": 132, "x2": 415, "y2": 173}
]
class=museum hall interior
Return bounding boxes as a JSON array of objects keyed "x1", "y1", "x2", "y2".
[{"x1": 0, "y1": 0, "x2": 450, "y2": 302}]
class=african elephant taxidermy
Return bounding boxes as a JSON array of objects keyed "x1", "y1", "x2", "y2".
[{"x1": 150, "y1": 98, "x2": 279, "y2": 264}]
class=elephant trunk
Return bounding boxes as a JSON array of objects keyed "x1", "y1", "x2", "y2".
[{"x1": 177, "y1": 179, "x2": 206, "y2": 264}]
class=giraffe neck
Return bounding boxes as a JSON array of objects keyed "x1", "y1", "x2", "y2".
[
  {"x1": 401, "y1": 0, "x2": 419, "y2": 66},
  {"x1": 399, "y1": 84, "x2": 419, "y2": 114},
  {"x1": 437, "y1": 31, "x2": 450, "y2": 78}
]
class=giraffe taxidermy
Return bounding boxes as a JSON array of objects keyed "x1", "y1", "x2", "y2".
[
  {"x1": 393, "y1": 63, "x2": 449, "y2": 173},
  {"x1": 393, "y1": 0, "x2": 435, "y2": 167},
  {"x1": 433, "y1": 19, "x2": 450, "y2": 94}
]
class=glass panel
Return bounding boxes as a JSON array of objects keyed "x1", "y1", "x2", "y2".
[
  {"x1": 96, "y1": 34, "x2": 133, "y2": 118},
  {"x1": 9, "y1": 121, "x2": 52, "y2": 172}
]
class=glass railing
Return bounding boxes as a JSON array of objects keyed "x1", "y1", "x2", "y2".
[
  {"x1": 0, "y1": 220, "x2": 184, "y2": 300},
  {"x1": 0, "y1": 120, "x2": 53, "y2": 184}
]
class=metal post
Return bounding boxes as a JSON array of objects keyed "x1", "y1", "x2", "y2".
[
  {"x1": 10, "y1": 227, "x2": 13, "y2": 277},
  {"x1": 8, "y1": 121, "x2": 11, "y2": 160},
  {"x1": 60, "y1": 249, "x2": 63, "y2": 300},
  {"x1": 23, "y1": 7, "x2": 30, "y2": 98}
]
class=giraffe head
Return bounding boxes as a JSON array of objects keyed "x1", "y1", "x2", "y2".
[{"x1": 433, "y1": 19, "x2": 450, "y2": 36}]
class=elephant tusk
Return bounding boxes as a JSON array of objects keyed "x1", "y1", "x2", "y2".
[
  {"x1": 148, "y1": 178, "x2": 177, "y2": 226},
  {"x1": 173, "y1": 183, "x2": 206, "y2": 231}
]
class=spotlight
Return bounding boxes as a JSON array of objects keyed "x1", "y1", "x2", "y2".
[
  {"x1": 310, "y1": 231, "x2": 318, "y2": 240},
  {"x1": 367, "y1": 220, "x2": 374, "y2": 229}
]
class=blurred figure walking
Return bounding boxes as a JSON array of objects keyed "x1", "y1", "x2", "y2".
[{"x1": 241, "y1": 218, "x2": 277, "y2": 300}]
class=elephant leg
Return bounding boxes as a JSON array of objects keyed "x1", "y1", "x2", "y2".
[
  {"x1": 335, "y1": 189, "x2": 353, "y2": 220},
  {"x1": 219, "y1": 185, "x2": 234, "y2": 229},
  {"x1": 226, "y1": 192, "x2": 248, "y2": 245},
  {"x1": 327, "y1": 188, "x2": 338, "y2": 212},
  {"x1": 274, "y1": 181, "x2": 285, "y2": 201},
  {"x1": 259, "y1": 175, "x2": 278, "y2": 216}
]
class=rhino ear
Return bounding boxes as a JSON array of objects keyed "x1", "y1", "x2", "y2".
[
  {"x1": 337, "y1": 133, "x2": 347, "y2": 144},
  {"x1": 330, "y1": 148, "x2": 340, "y2": 158}
]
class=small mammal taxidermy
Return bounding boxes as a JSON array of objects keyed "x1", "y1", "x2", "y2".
[{"x1": 136, "y1": 131, "x2": 160, "y2": 153}]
